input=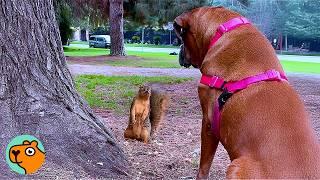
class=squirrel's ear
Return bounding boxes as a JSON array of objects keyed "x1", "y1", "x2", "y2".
[
  {"x1": 23, "y1": 140, "x2": 30, "y2": 145},
  {"x1": 30, "y1": 140, "x2": 38, "y2": 147}
]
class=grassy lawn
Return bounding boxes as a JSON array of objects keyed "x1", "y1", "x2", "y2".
[
  {"x1": 70, "y1": 41, "x2": 89, "y2": 45},
  {"x1": 64, "y1": 47, "x2": 109, "y2": 56},
  {"x1": 64, "y1": 46, "x2": 180, "y2": 68},
  {"x1": 65, "y1": 47, "x2": 320, "y2": 73},
  {"x1": 125, "y1": 43, "x2": 178, "y2": 48},
  {"x1": 75, "y1": 75, "x2": 191, "y2": 112},
  {"x1": 109, "y1": 51, "x2": 180, "y2": 68},
  {"x1": 281, "y1": 60, "x2": 320, "y2": 74}
]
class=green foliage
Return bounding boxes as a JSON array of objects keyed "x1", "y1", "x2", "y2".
[
  {"x1": 210, "y1": 0, "x2": 249, "y2": 15},
  {"x1": 55, "y1": 1, "x2": 73, "y2": 45},
  {"x1": 285, "y1": 0, "x2": 320, "y2": 39},
  {"x1": 131, "y1": 0, "x2": 209, "y2": 26},
  {"x1": 215, "y1": 0, "x2": 320, "y2": 46},
  {"x1": 75, "y1": 75, "x2": 192, "y2": 112},
  {"x1": 131, "y1": 36, "x2": 141, "y2": 43},
  {"x1": 153, "y1": 36, "x2": 161, "y2": 45}
]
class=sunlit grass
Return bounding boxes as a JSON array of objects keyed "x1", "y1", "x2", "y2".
[{"x1": 75, "y1": 75, "x2": 192, "y2": 113}]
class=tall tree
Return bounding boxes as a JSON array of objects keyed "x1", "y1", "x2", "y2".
[
  {"x1": 110, "y1": 0, "x2": 125, "y2": 55},
  {"x1": 0, "y1": 0, "x2": 127, "y2": 178},
  {"x1": 285, "y1": 0, "x2": 320, "y2": 39},
  {"x1": 71, "y1": 0, "x2": 133, "y2": 56}
]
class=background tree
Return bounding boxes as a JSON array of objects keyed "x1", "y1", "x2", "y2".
[
  {"x1": 110, "y1": 0, "x2": 125, "y2": 55},
  {"x1": 54, "y1": 0, "x2": 74, "y2": 45},
  {"x1": 211, "y1": 0, "x2": 320, "y2": 51},
  {"x1": 70, "y1": 0, "x2": 135, "y2": 56},
  {"x1": 0, "y1": 0, "x2": 128, "y2": 178}
]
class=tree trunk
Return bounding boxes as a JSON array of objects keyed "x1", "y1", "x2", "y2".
[
  {"x1": 109, "y1": 0, "x2": 126, "y2": 56},
  {"x1": 0, "y1": 0, "x2": 128, "y2": 178}
]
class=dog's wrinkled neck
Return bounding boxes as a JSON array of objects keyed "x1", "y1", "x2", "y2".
[{"x1": 200, "y1": 26, "x2": 283, "y2": 81}]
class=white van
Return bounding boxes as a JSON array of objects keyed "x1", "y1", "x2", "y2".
[{"x1": 89, "y1": 35, "x2": 111, "y2": 48}]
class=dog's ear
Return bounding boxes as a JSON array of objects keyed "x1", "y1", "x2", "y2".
[{"x1": 174, "y1": 12, "x2": 191, "y2": 40}]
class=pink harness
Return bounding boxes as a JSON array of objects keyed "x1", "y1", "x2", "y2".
[{"x1": 200, "y1": 17, "x2": 288, "y2": 139}]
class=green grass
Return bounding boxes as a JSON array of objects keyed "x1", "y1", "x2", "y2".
[
  {"x1": 70, "y1": 41, "x2": 89, "y2": 45},
  {"x1": 75, "y1": 75, "x2": 192, "y2": 112},
  {"x1": 277, "y1": 51, "x2": 320, "y2": 56},
  {"x1": 64, "y1": 46, "x2": 180, "y2": 68},
  {"x1": 64, "y1": 47, "x2": 320, "y2": 73},
  {"x1": 108, "y1": 51, "x2": 180, "y2": 68},
  {"x1": 125, "y1": 43, "x2": 178, "y2": 48},
  {"x1": 281, "y1": 60, "x2": 320, "y2": 74},
  {"x1": 64, "y1": 47, "x2": 109, "y2": 57}
]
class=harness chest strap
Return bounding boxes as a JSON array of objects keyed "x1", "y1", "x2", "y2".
[
  {"x1": 201, "y1": 69, "x2": 288, "y2": 139},
  {"x1": 201, "y1": 17, "x2": 288, "y2": 139}
]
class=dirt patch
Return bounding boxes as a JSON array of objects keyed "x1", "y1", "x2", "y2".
[
  {"x1": 66, "y1": 55, "x2": 143, "y2": 65},
  {"x1": 95, "y1": 74, "x2": 320, "y2": 179}
]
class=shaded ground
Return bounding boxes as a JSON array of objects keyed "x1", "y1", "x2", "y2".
[{"x1": 94, "y1": 74, "x2": 320, "y2": 179}]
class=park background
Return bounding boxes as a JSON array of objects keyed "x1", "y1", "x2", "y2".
[{"x1": 1, "y1": 0, "x2": 319, "y2": 179}]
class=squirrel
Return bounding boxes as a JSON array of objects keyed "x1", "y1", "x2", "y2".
[
  {"x1": 124, "y1": 85, "x2": 151, "y2": 143},
  {"x1": 124, "y1": 85, "x2": 170, "y2": 143}
]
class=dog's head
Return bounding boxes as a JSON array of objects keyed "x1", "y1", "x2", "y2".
[{"x1": 174, "y1": 6, "x2": 240, "y2": 68}]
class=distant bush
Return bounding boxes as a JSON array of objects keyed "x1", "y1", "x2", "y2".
[
  {"x1": 132, "y1": 36, "x2": 141, "y2": 43},
  {"x1": 153, "y1": 36, "x2": 161, "y2": 45}
]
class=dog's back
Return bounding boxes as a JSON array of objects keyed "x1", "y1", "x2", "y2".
[{"x1": 222, "y1": 81, "x2": 320, "y2": 178}]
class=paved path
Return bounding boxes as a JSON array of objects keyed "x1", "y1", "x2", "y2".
[
  {"x1": 69, "y1": 64, "x2": 200, "y2": 77},
  {"x1": 68, "y1": 64, "x2": 320, "y2": 80}
]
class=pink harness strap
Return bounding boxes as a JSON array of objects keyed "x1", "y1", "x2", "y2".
[
  {"x1": 208, "y1": 17, "x2": 250, "y2": 49},
  {"x1": 201, "y1": 70, "x2": 288, "y2": 139},
  {"x1": 201, "y1": 16, "x2": 288, "y2": 139}
]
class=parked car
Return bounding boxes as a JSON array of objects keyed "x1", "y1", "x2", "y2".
[{"x1": 89, "y1": 35, "x2": 111, "y2": 48}]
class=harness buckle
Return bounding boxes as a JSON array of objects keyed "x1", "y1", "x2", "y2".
[
  {"x1": 266, "y1": 69, "x2": 281, "y2": 80},
  {"x1": 218, "y1": 89, "x2": 233, "y2": 110},
  {"x1": 218, "y1": 24, "x2": 227, "y2": 33},
  {"x1": 209, "y1": 76, "x2": 219, "y2": 88}
]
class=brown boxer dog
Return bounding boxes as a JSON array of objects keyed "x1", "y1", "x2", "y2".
[{"x1": 174, "y1": 6, "x2": 320, "y2": 179}]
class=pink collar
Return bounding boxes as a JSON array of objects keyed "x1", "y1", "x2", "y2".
[
  {"x1": 201, "y1": 17, "x2": 287, "y2": 139},
  {"x1": 208, "y1": 17, "x2": 250, "y2": 49}
]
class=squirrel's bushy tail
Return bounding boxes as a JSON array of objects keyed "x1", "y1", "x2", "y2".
[{"x1": 149, "y1": 89, "x2": 170, "y2": 138}]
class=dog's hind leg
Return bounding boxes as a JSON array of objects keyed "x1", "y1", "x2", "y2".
[{"x1": 226, "y1": 156, "x2": 264, "y2": 179}]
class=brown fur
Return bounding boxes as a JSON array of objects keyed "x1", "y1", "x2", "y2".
[
  {"x1": 124, "y1": 86, "x2": 170, "y2": 143},
  {"x1": 124, "y1": 85, "x2": 151, "y2": 143},
  {"x1": 149, "y1": 88, "x2": 170, "y2": 139},
  {"x1": 174, "y1": 6, "x2": 320, "y2": 179}
]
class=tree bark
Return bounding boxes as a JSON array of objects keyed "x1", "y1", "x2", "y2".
[
  {"x1": 0, "y1": 0, "x2": 127, "y2": 178},
  {"x1": 109, "y1": 0, "x2": 126, "y2": 56}
]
